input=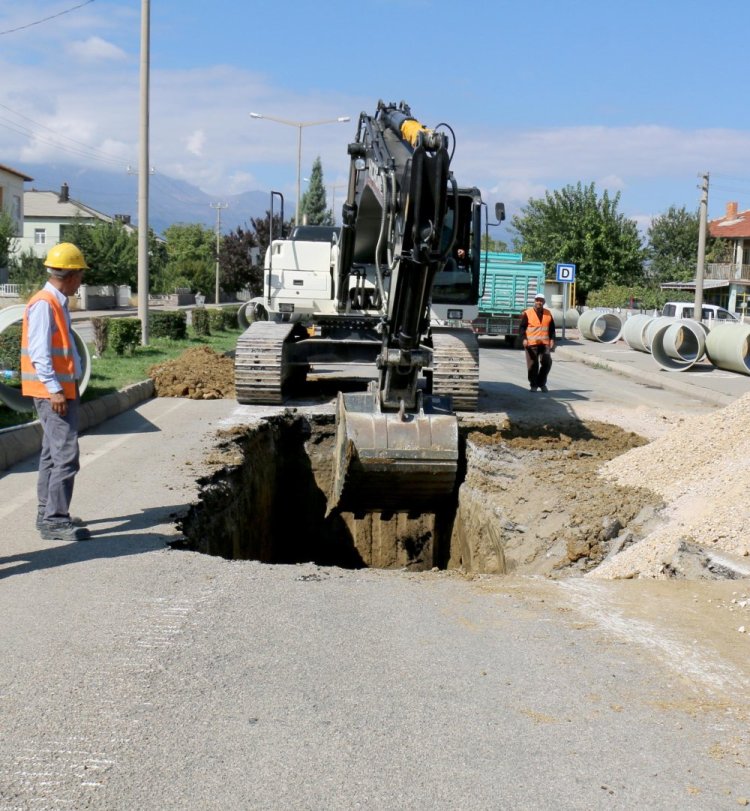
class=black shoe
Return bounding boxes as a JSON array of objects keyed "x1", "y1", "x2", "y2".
[
  {"x1": 529, "y1": 386, "x2": 538, "y2": 392},
  {"x1": 36, "y1": 512, "x2": 84, "y2": 530},
  {"x1": 39, "y1": 520, "x2": 91, "y2": 542},
  {"x1": 540, "y1": 385, "x2": 549, "y2": 392}
]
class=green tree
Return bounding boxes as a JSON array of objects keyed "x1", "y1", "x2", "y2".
[
  {"x1": 219, "y1": 226, "x2": 261, "y2": 295},
  {"x1": 481, "y1": 234, "x2": 509, "y2": 253},
  {"x1": 299, "y1": 157, "x2": 333, "y2": 226},
  {"x1": 646, "y1": 205, "x2": 705, "y2": 282},
  {"x1": 162, "y1": 223, "x2": 215, "y2": 294},
  {"x1": 62, "y1": 219, "x2": 138, "y2": 287},
  {"x1": 8, "y1": 247, "x2": 46, "y2": 298},
  {"x1": 0, "y1": 209, "x2": 19, "y2": 277},
  {"x1": 511, "y1": 182, "x2": 646, "y2": 301}
]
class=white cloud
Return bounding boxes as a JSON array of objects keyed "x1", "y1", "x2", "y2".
[
  {"x1": 184, "y1": 130, "x2": 206, "y2": 157},
  {"x1": 67, "y1": 36, "x2": 128, "y2": 62}
]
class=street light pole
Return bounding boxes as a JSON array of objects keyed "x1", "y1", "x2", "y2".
[
  {"x1": 210, "y1": 202, "x2": 228, "y2": 304},
  {"x1": 137, "y1": 0, "x2": 150, "y2": 345},
  {"x1": 250, "y1": 112, "x2": 350, "y2": 225}
]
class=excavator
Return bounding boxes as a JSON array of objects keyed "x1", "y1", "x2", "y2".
[{"x1": 234, "y1": 100, "x2": 497, "y2": 514}]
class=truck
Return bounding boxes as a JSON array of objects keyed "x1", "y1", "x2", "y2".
[
  {"x1": 234, "y1": 100, "x2": 500, "y2": 514},
  {"x1": 469, "y1": 252, "x2": 546, "y2": 346}
]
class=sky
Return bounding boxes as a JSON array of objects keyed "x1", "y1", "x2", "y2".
[{"x1": 2, "y1": 0, "x2": 750, "y2": 236}]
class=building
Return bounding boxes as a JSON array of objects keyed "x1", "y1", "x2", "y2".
[
  {"x1": 19, "y1": 183, "x2": 132, "y2": 259},
  {"x1": 660, "y1": 201, "x2": 750, "y2": 314},
  {"x1": 0, "y1": 163, "x2": 33, "y2": 282}
]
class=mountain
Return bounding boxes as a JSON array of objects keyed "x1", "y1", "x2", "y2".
[{"x1": 22, "y1": 163, "x2": 274, "y2": 235}]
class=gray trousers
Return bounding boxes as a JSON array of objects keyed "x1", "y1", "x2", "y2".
[{"x1": 34, "y1": 396, "x2": 80, "y2": 523}]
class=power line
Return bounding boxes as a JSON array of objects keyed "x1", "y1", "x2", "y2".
[
  {"x1": 0, "y1": 101, "x2": 126, "y2": 164},
  {"x1": 0, "y1": 1, "x2": 96, "y2": 36}
]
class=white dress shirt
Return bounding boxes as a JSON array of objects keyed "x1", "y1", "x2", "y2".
[{"x1": 26, "y1": 282, "x2": 83, "y2": 395}]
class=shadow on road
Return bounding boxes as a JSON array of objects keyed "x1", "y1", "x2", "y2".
[{"x1": 0, "y1": 503, "x2": 186, "y2": 580}]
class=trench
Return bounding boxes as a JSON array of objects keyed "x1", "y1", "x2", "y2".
[{"x1": 177, "y1": 411, "x2": 659, "y2": 576}]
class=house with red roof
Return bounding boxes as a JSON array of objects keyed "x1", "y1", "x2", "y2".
[{"x1": 707, "y1": 201, "x2": 750, "y2": 312}]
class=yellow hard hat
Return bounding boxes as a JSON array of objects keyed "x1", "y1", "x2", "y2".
[{"x1": 44, "y1": 242, "x2": 89, "y2": 271}]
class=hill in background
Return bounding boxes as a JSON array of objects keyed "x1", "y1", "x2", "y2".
[{"x1": 23, "y1": 163, "x2": 275, "y2": 235}]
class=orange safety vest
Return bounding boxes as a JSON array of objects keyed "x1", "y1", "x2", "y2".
[
  {"x1": 21, "y1": 290, "x2": 77, "y2": 399},
  {"x1": 523, "y1": 307, "x2": 552, "y2": 346}
]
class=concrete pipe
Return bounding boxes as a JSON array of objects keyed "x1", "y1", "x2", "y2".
[
  {"x1": 550, "y1": 308, "x2": 579, "y2": 328},
  {"x1": 643, "y1": 316, "x2": 677, "y2": 352},
  {"x1": 621, "y1": 313, "x2": 655, "y2": 352},
  {"x1": 577, "y1": 310, "x2": 623, "y2": 343},
  {"x1": 705, "y1": 322, "x2": 750, "y2": 375},
  {"x1": 650, "y1": 320, "x2": 707, "y2": 371},
  {"x1": 237, "y1": 301, "x2": 252, "y2": 329},
  {"x1": 0, "y1": 304, "x2": 91, "y2": 413}
]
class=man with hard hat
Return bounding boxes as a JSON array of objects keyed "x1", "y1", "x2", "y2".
[
  {"x1": 519, "y1": 292, "x2": 556, "y2": 392},
  {"x1": 21, "y1": 242, "x2": 91, "y2": 541}
]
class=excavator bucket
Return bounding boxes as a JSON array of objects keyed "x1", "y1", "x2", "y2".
[{"x1": 328, "y1": 389, "x2": 459, "y2": 515}]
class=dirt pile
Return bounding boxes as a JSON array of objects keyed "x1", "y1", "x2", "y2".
[
  {"x1": 593, "y1": 393, "x2": 750, "y2": 579},
  {"x1": 149, "y1": 346, "x2": 235, "y2": 400}
]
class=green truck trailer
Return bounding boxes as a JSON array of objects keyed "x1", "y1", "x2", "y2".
[{"x1": 469, "y1": 252, "x2": 546, "y2": 345}]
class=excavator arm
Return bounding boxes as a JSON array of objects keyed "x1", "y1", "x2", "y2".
[{"x1": 329, "y1": 101, "x2": 464, "y2": 514}]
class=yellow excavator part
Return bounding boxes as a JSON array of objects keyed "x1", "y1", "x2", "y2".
[
  {"x1": 400, "y1": 118, "x2": 431, "y2": 148},
  {"x1": 328, "y1": 389, "x2": 459, "y2": 515}
]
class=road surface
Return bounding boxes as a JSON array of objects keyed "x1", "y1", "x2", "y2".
[{"x1": 1, "y1": 347, "x2": 748, "y2": 810}]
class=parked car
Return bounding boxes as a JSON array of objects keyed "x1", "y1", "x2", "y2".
[{"x1": 661, "y1": 302, "x2": 739, "y2": 322}]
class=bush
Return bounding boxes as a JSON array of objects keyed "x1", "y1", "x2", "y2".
[
  {"x1": 108, "y1": 318, "x2": 141, "y2": 356},
  {"x1": 0, "y1": 324, "x2": 21, "y2": 373},
  {"x1": 192, "y1": 308, "x2": 211, "y2": 337},
  {"x1": 91, "y1": 317, "x2": 109, "y2": 356},
  {"x1": 208, "y1": 307, "x2": 236, "y2": 332},
  {"x1": 150, "y1": 310, "x2": 187, "y2": 340}
]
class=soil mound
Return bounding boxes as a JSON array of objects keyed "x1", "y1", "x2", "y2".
[{"x1": 148, "y1": 345, "x2": 235, "y2": 399}]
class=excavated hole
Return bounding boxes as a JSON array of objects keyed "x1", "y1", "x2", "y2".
[{"x1": 177, "y1": 411, "x2": 659, "y2": 575}]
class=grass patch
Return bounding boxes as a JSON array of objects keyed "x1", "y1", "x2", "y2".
[{"x1": 0, "y1": 328, "x2": 242, "y2": 430}]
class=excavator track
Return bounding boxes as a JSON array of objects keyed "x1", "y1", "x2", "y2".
[
  {"x1": 430, "y1": 328, "x2": 480, "y2": 412},
  {"x1": 234, "y1": 321, "x2": 298, "y2": 405}
]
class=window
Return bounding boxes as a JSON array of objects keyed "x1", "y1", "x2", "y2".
[{"x1": 34, "y1": 228, "x2": 46, "y2": 245}]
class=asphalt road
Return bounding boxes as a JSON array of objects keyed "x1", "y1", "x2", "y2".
[{"x1": 1, "y1": 348, "x2": 749, "y2": 810}]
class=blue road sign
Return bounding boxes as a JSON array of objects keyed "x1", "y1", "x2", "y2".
[{"x1": 556, "y1": 263, "x2": 576, "y2": 283}]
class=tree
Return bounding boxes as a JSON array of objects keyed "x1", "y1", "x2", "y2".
[
  {"x1": 646, "y1": 205, "x2": 705, "y2": 283},
  {"x1": 511, "y1": 182, "x2": 646, "y2": 301},
  {"x1": 162, "y1": 223, "x2": 215, "y2": 294},
  {"x1": 0, "y1": 209, "x2": 19, "y2": 278},
  {"x1": 299, "y1": 157, "x2": 333, "y2": 226},
  {"x1": 219, "y1": 226, "x2": 261, "y2": 295},
  {"x1": 61, "y1": 218, "x2": 138, "y2": 287},
  {"x1": 8, "y1": 247, "x2": 46, "y2": 299},
  {"x1": 481, "y1": 234, "x2": 509, "y2": 253}
]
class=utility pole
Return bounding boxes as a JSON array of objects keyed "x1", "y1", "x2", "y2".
[
  {"x1": 210, "y1": 202, "x2": 228, "y2": 304},
  {"x1": 137, "y1": 0, "x2": 150, "y2": 345},
  {"x1": 693, "y1": 172, "x2": 709, "y2": 323}
]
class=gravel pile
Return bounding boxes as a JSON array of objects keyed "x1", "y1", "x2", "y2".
[{"x1": 593, "y1": 393, "x2": 750, "y2": 579}]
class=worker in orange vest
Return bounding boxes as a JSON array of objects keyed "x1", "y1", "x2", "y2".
[
  {"x1": 519, "y1": 293, "x2": 556, "y2": 392},
  {"x1": 21, "y1": 243, "x2": 91, "y2": 541}
]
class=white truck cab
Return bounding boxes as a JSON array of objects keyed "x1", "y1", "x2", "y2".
[{"x1": 661, "y1": 302, "x2": 739, "y2": 323}]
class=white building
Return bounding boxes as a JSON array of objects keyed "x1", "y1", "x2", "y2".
[{"x1": 20, "y1": 183, "x2": 131, "y2": 259}]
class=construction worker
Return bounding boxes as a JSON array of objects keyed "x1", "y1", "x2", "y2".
[
  {"x1": 519, "y1": 293, "x2": 556, "y2": 392},
  {"x1": 21, "y1": 243, "x2": 91, "y2": 541}
]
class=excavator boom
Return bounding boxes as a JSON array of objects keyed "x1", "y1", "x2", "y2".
[{"x1": 329, "y1": 101, "x2": 463, "y2": 514}]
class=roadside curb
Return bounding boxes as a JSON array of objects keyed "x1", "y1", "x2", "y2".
[
  {"x1": 0, "y1": 379, "x2": 154, "y2": 473},
  {"x1": 554, "y1": 344, "x2": 735, "y2": 409}
]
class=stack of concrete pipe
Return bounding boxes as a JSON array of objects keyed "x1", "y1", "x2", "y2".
[
  {"x1": 577, "y1": 309, "x2": 623, "y2": 343},
  {"x1": 0, "y1": 304, "x2": 91, "y2": 412}
]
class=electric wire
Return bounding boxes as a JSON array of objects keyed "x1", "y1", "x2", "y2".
[{"x1": 0, "y1": 1, "x2": 96, "y2": 36}]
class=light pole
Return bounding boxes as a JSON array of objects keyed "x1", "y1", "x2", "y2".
[{"x1": 249, "y1": 112, "x2": 350, "y2": 225}]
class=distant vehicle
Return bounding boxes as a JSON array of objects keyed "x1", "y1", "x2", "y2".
[{"x1": 661, "y1": 302, "x2": 739, "y2": 322}]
